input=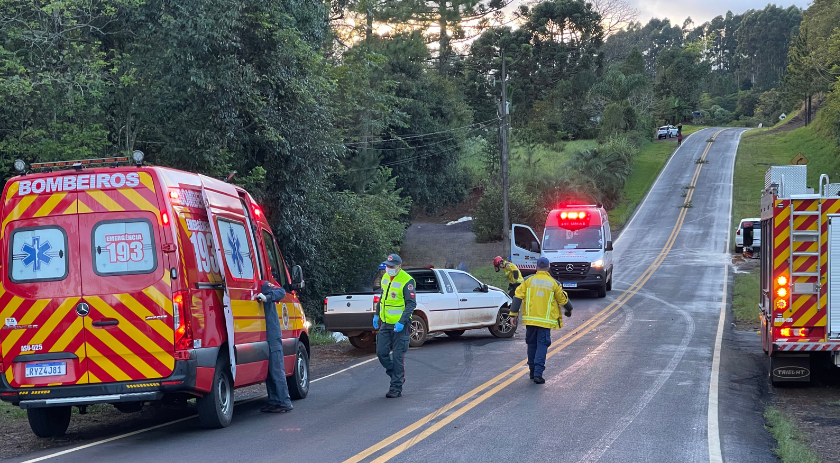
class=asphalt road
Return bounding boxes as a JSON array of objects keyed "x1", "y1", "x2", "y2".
[{"x1": 8, "y1": 128, "x2": 776, "y2": 463}]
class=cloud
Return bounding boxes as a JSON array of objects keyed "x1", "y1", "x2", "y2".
[{"x1": 631, "y1": 0, "x2": 810, "y2": 26}]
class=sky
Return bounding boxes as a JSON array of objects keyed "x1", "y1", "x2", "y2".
[{"x1": 631, "y1": 0, "x2": 812, "y2": 25}]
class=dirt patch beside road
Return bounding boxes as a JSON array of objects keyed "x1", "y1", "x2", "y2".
[
  {"x1": 400, "y1": 220, "x2": 502, "y2": 270},
  {"x1": 0, "y1": 343, "x2": 370, "y2": 461}
]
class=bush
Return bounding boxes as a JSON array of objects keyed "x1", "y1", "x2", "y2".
[{"x1": 473, "y1": 184, "x2": 542, "y2": 243}]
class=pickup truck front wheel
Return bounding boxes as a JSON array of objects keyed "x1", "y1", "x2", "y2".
[
  {"x1": 489, "y1": 308, "x2": 516, "y2": 338},
  {"x1": 409, "y1": 315, "x2": 428, "y2": 348},
  {"x1": 349, "y1": 332, "x2": 375, "y2": 349}
]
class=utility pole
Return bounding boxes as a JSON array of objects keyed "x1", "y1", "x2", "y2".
[{"x1": 500, "y1": 49, "x2": 510, "y2": 259}]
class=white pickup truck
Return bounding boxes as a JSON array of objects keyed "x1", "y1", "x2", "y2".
[{"x1": 324, "y1": 268, "x2": 514, "y2": 348}]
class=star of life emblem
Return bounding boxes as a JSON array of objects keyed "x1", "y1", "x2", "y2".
[
  {"x1": 227, "y1": 226, "x2": 245, "y2": 276},
  {"x1": 18, "y1": 236, "x2": 60, "y2": 271}
]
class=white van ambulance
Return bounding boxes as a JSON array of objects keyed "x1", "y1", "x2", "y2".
[{"x1": 511, "y1": 204, "x2": 614, "y2": 297}]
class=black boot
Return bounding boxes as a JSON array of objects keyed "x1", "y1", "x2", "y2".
[
  {"x1": 533, "y1": 377, "x2": 545, "y2": 384},
  {"x1": 529, "y1": 369, "x2": 534, "y2": 380},
  {"x1": 386, "y1": 389, "x2": 402, "y2": 398}
]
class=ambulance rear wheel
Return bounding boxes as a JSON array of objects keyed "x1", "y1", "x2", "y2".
[
  {"x1": 735, "y1": 245, "x2": 743, "y2": 254},
  {"x1": 27, "y1": 406, "x2": 71, "y2": 438},
  {"x1": 197, "y1": 355, "x2": 233, "y2": 429},
  {"x1": 287, "y1": 341, "x2": 310, "y2": 400}
]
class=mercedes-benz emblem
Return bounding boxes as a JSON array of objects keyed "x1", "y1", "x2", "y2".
[
  {"x1": 76, "y1": 302, "x2": 90, "y2": 317},
  {"x1": 566, "y1": 264, "x2": 575, "y2": 272}
]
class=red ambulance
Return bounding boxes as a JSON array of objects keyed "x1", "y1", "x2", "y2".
[{"x1": 0, "y1": 155, "x2": 310, "y2": 437}]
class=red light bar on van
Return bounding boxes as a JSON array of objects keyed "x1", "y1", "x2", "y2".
[
  {"x1": 558, "y1": 211, "x2": 591, "y2": 230},
  {"x1": 30, "y1": 156, "x2": 130, "y2": 170}
]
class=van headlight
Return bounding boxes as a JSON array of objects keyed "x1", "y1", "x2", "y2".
[{"x1": 591, "y1": 259, "x2": 604, "y2": 269}]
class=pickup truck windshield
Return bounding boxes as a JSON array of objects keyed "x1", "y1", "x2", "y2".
[{"x1": 543, "y1": 226, "x2": 603, "y2": 250}]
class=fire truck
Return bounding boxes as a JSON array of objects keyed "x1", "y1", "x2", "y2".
[
  {"x1": 760, "y1": 165, "x2": 840, "y2": 384},
  {"x1": 0, "y1": 154, "x2": 310, "y2": 437}
]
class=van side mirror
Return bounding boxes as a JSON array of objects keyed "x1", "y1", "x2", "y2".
[
  {"x1": 606, "y1": 241, "x2": 613, "y2": 251},
  {"x1": 291, "y1": 265, "x2": 305, "y2": 291},
  {"x1": 530, "y1": 241, "x2": 541, "y2": 253},
  {"x1": 481, "y1": 284, "x2": 489, "y2": 293}
]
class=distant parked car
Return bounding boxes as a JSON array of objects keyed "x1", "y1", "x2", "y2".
[
  {"x1": 657, "y1": 126, "x2": 679, "y2": 139},
  {"x1": 735, "y1": 218, "x2": 762, "y2": 253}
]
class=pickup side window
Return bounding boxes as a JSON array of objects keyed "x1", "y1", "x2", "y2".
[
  {"x1": 448, "y1": 271, "x2": 483, "y2": 293},
  {"x1": 10, "y1": 226, "x2": 69, "y2": 282},
  {"x1": 217, "y1": 218, "x2": 255, "y2": 280},
  {"x1": 92, "y1": 219, "x2": 157, "y2": 276},
  {"x1": 440, "y1": 272, "x2": 454, "y2": 293}
]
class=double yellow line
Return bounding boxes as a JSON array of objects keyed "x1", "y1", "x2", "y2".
[{"x1": 345, "y1": 130, "x2": 725, "y2": 463}]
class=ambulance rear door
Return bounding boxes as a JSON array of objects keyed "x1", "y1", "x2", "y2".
[
  {"x1": 1, "y1": 178, "x2": 87, "y2": 387},
  {"x1": 199, "y1": 175, "x2": 263, "y2": 381},
  {"x1": 76, "y1": 170, "x2": 175, "y2": 384}
]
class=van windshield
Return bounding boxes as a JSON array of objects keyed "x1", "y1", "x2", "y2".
[{"x1": 543, "y1": 226, "x2": 603, "y2": 250}]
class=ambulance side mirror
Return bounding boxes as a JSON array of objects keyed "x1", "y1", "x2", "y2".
[
  {"x1": 606, "y1": 241, "x2": 613, "y2": 251},
  {"x1": 291, "y1": 265, "x2": 305, "y2": 291},
  {"x1": 530, "y1": 241, "x2": 541, "y2": 253}
]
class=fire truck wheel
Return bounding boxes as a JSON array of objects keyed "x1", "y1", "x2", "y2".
[
  {"x1": 27, "y1": 406, "x2": 71, "y2": 438},
  {"x1": 596, "y1": 283, "x2": 607, "y2": 298},
  {"x1": 349, "y1": 332, "x2": 375, "y2": 349},
  {"x1": 197, "y1": 355, "x2": 233, "y2": 429},
  {"x1": 489, "y1": 308, "x2": 516, "y2": 338},
  {"x1": 287, "y1": 341, "x2": 310, "y2": 400}
]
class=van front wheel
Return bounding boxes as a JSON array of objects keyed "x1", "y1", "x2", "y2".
[
  {"x1": 196, "y1": 355, "x2": 233, "y2": 429},
  {"x1": 596, "y1": 284, "x2": 607, "y2": 298},
  {"x1": 287, "y1": 341, "x2": 310, "y2": 400},
  {"x1": 27, "y1": 406, "x2": 71, "y2": 438}
]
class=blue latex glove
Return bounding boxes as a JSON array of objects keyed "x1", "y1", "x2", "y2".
[
  {"x1": 394, "y1": 322, "x2": 404, "y2": 332},
  {"x1": 373, "y1": 315, "x2": 380, "y2": 329}
]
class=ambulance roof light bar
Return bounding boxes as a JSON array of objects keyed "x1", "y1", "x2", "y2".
[{"x1": 28, "y1": 156, "x2": 132, "y2": 172}]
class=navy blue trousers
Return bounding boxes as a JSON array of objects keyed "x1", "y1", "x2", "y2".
[{"x1": 526, "y1": 326, "x2": 552, "y2": 377}]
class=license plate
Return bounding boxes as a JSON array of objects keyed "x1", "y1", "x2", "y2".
[
  {"x1": 562, "y1": 282, "x2": 578, "y2": 288},
  {"x1": 25, "y1": 362, "x2": 66, "y2": 378}
]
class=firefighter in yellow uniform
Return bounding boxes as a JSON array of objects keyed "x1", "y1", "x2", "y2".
[
  {"x1": 494, "y1": 256, "x2": 524, "y2": 298},
  {"x1": 508, "y1": 257, "x2": 572, "y2": 384}
]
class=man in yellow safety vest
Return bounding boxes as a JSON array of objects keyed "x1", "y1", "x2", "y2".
[
  {"x1": 508, "y1": 257, "x2": 573, "y2": 384},
  {"x1": 373, "y1": 254, "x2": 416, "y2": 398},
  {"x1": 494, "y1": 256, "x2": 524, "y2": 298}
]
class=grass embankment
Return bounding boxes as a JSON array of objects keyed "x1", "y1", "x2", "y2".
[
  {"x1": 471, "y1": 266, "x2": 510, "y2": 290},
  {"x1": 462, "y1": 139, "x2": 597, "y2": 187},
  {"x1": 609, "y1": 125, "x2": 705, "y2": 229},
  {"x1": 730, "y1": 124, "x2": 840, "y2": 324},
  {"x1": 765, "y1": 407, "x2": 822, "y2": 463}
]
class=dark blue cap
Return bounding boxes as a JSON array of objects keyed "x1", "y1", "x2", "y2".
[
  {"x1": 537, "y1": 257, "x2": 550, "y2": 269},
  {"x1": 384, "y1": 254, "x2": 402, "y2": 267}
]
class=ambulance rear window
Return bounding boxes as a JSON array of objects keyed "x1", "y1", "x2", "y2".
[
  {"x1": 92, "y1": 219, "x2": 157, "y2": 275},
  {"x1": 9, "y1": 227, "x2": 69, "y2": 283},
  {"x1": 218, "y1": 219, "x2": 255, "y2": 280}
]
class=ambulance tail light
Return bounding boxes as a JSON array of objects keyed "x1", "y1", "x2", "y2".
[
  {"x1": 373, "y1": 295, "x2": 380, "y2": 304},
  {"x1": 172, "y1": 290, "x2": 193, "y2": 351}
]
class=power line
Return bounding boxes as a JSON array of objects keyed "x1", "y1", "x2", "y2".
[{"x1": 341, "y1": 117, "x2": 500, "y2": 146}]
